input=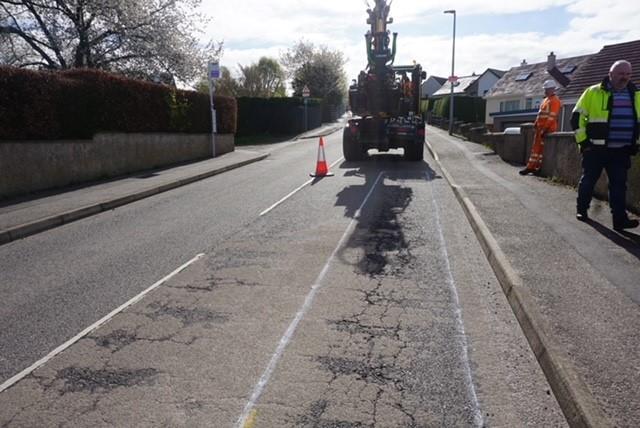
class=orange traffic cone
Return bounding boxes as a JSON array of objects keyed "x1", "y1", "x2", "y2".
[{"x1": 310, "y1": 137, "x2": 334, "y2": 177}]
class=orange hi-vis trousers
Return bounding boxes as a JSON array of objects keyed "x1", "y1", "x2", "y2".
[{"x1": 525, "y1": 127, "x2": 547, "y2": 171}]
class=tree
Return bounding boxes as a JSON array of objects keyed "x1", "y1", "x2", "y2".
[
  {"x1": 237, "y1": 57, "x2": 286, "y2": 98},
  {"x1": 0, "y1": 0, "x2": 221, "y2": 82},
  {"x1": 283, "y1": 41, "x2": 347, "y2": 105}
]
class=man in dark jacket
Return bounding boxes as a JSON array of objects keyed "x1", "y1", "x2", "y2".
[{"x1": 571, "y1": 60, "x2": 640, "y2": 231}]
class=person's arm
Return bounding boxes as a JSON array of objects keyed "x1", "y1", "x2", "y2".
[{"x1": 571, "y1": 89, "x2": 590, "y2": 151}]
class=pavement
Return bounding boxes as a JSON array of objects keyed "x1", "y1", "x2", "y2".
[
  {"x1": 1, "y1": 121, "x2": 638, "y2": 426},
  {"x1": 425, "y1": 125, "x2": 640, "y2": 427}
]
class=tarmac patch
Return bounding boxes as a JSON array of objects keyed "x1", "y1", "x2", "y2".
[
  {"x1": 145, "y1": 302, "x2": 229, "y2": 326},
  {"x1": 55, "y1": 366, "x2": 159, "y2": 393}
]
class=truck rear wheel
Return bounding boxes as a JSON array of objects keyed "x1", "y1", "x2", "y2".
[
  {"x1": 343, "y1": 128, "x2": 364, "y2": 161},
  {"x1": 404, "y1": 139, "x2": 424, "y2": 161}
]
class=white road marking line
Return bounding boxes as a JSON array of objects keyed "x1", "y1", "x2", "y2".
[
  {"x1": 236, "y1": 171, "x2": 385, "y2": 428},
  {"x1": 0, "y1": 253, "x2": 205, "y2": 394},
  {"x1": 259, "y1": 157, "x2": 344, "y2": 217},
  {"x1": 426, "y1": 171, "x2": 484, "y2": 427}
]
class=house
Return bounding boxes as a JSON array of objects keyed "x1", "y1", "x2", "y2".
[
  {"x1": 421, "y1": 75, "x2": 446, "y2": 98},
  {"x1": 484, "y1": 52, "x2": 592, "y2": 131},
  {"x1": 558, "y1": 39, "x2": 640, "y2": 129},
  {"x1": 431, "y1": 68, "x2": 504, "y2": 99}
]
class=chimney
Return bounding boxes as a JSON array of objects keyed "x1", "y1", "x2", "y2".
[
  {"x1": 521, "y1": 59, "x2": 527, "y2": 66},
  {"x1": 547, "y1": 51, "x2": 556, "y2": 70}
]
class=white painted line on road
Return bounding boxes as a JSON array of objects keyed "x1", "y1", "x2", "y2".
[
  {"x1": 259, "y1": 157, "x2": 344, "y2": 217},
  {"x1": 236, "y1": 171, "x2": 385, "y2": 428},
  {"x1": 0, "y1": 253, "x2": 205, "y2": 394},
  {"x1": 426, "y1": 170, "x2": 484, "y2": 427}
]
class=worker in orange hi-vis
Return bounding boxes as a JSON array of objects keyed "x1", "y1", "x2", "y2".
[{"x1": 520, "y1": 79, "x2": 562, "y2": 175}]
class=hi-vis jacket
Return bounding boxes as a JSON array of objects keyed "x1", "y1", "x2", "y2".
[
  {"x1": 571, "y1": 77, "x2": 640, "y2": 150},
  {"x1": 535, "y1": 94, "x2": 562, "y2": 133}
]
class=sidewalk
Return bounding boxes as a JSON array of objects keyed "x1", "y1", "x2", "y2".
[
  {"x1": 426, "y1": 125, "x2": 640, "y2": 427},
  {"x1": 0, "y1": 149, "x2": 269, "y2": 246}
]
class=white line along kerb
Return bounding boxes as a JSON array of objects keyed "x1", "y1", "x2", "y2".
[
  {"x1": 236, "y1": 171, "x2": 385, "y2": 428},
  {"x1": 0, "y1": 253, "x2": 205, "y2": 394}
]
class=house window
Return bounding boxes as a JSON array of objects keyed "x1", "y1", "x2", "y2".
[
  {"x1": 525, "y1": 98, "x2": 532, "y2": 109},
  {"x1": 500, "y1": 100, "x2": 520, "y2": 112},
  {"x1": 515, "y1": 72, "x2": 532, "y2": 81},
  {"x1": 559, "y1": 65, "x2": 576, "y2": 74}
]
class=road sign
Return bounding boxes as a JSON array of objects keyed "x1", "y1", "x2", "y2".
[
  {"x1": 302, "y1": 85, "x2": 310, "y2": 98},
  {"x1": 447, "y1": 75, "x2": 458, "y2": 83},
  {"x1": 208, "y1": 62, "x2": 220, "y2": 80}
]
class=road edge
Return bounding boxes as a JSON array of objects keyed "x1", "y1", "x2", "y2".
[{"x1": 425, "y1": 139, "x2": 610, "y2": 428}]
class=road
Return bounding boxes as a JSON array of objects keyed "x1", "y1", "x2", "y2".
[{"x1": 0, "y1": 131, "x2": 565, "y2": 426}]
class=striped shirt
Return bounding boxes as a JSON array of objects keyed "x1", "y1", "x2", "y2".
[{"x1": 607, "y1": 89, "x2": 634, "y2": 148}]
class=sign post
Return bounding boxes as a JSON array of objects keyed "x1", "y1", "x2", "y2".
[
  {"x1": 208, "y1": 62, "x2": 220, "y2": 157},
  {"x1": 302, "y1": 85, "x2": 310, "y2": 131}
]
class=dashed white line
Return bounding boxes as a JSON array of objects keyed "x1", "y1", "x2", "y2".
[
  {"x1": 235, "y1": 171, "x2": 385, "y2": 428},
  {"x1": 259, "y1": 157, "x2": 344, "y2": 217},
  {"x1": 0, "y1": 253, "x2": 205, "y2": 394}
]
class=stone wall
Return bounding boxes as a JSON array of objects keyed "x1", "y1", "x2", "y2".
[
  {"x1": 0, "y1": 133, "x2": 234, "y2": 200},
  {"x1": 478, "y1": 124, "x2": 640, "y2": 213}
]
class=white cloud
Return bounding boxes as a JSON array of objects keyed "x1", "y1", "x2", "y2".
[{"x1": 198, "y1": 0, "x2": 640, "y2": 89}]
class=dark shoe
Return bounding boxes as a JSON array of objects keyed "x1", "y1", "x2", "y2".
[
  {"x1": 613, "y1": 218, "x2": 639, "y2": 231},
  {"x1": 519, "y1": 168, "x2": 533, "y2": 175},
  {"x1": 576, "y1": 211, "x2": 588, "y2": 222}
]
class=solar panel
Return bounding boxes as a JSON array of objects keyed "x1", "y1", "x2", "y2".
[{"x1": 559, "y1": 65, "x2": 576, "y2": 74}]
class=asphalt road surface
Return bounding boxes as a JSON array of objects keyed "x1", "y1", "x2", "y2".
[{"x1": 0, "y1": 131, "x2": 566, "y2": 426}]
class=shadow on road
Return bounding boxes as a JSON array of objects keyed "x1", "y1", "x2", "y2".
[{"x1": 333, "y1": 152, "x2": 440, "y2": 276}]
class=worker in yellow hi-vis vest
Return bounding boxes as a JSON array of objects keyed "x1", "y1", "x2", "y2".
[{"x1": 520, "y1": 79, "x2": 562, "y2": 175}]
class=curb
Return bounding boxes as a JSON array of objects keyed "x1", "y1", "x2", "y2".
[
  {"x1": 0, "y1": 153, "x2": 269, "y2": 246},
  {"x1": 425, "y1": 140, "x2": 610, "y2": 428}
]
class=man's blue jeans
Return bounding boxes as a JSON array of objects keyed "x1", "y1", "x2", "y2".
[{"x1": 577, "y1": 147, "x2": 631, "y2": 221}]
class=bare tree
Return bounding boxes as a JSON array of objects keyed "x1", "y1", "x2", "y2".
[{"x1": 0, "y1": 0, "x2": 221, "y2": 82}]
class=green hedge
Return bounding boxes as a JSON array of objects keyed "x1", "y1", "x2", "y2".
[
  {"x1": 0, "y1": 66, "x2": 236, "y2": 140},
  {"x1": 236, "y1": 97, "x2": 322, "y2": 136},
  {"x1": 431, "y1": 96, "x2": 485, "y2": 123}
]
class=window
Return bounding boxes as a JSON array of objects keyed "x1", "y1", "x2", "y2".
[
  {"x1": 500, "y1": 100, "x2": 520, "y2": 112},
  {"x1": 559, "y1": 65, "x2": 576, "y2": 74},
  {"x1": 525, "y1": 98, "x2": 532, "y2": 109},
  {"x1": 515, "y1": 72, "x2": 532, "y2": 81}
]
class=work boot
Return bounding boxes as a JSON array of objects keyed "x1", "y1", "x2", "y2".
[
  {"x1": 613, "y1": 218, "x2": 639, "y2": 231},
  {"x1": 519, "y1": 168, "x2": 534, "y2": 175},
  {"x1": 576, "y1": 210, "x2": 588, "y2": 222}
]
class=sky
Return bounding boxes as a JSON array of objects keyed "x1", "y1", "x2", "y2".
[{"x1": 198, "y1": 0, "x2": 640, "y2": 89}]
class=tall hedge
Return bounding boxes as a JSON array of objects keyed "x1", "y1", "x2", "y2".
[
  {"x1": 236, "y1": 97, "x2": 322, "y2": 136},
  {"x1": 0, "y1": 66, "x2": 236, "y2": 140},
  {"x1": 431, "y1": 96, "x2": 486, "y2": 123}
]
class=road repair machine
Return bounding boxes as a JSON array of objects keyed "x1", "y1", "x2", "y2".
[{"x1": 344, "y1": 0, "x2": 427, "y2": 161}]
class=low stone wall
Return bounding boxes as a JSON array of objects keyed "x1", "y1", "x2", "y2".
[
  {"x1": 482, "y1": 125, "x2": 640, "y2": 213},
  {"x1": 0, "y1": 133, "x2": 234, "y2": 200}
]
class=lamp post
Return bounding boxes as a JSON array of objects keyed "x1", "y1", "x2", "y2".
[{"x1": 444, "y1": 9, "x2": 456, "y2": 135}]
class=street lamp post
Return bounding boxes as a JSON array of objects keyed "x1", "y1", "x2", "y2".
[{"x1": 444, "y1": 9, "x2": 456, "y2": 135}]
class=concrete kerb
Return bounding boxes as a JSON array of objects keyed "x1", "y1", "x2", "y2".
[
  {"x1": 425, "y1": 140, "x2": 611, "y2": 428},
  {"x1": 0, "y1": 153, "x2": 269, "y2": 246}
]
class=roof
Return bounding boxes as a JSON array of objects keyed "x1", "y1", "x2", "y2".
[
  {"x1": 428, "y1": 75, "x2": 447, "y2": 85},
  {"x1": 432, "y1": 74, "x2": 480, "y2": 97},
  {"x1": 559, "y1": 39, "x2": 640, "y2": 100},
  {"x1": 486, "y1": 54, "x2": 592, "y2": 98}
]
